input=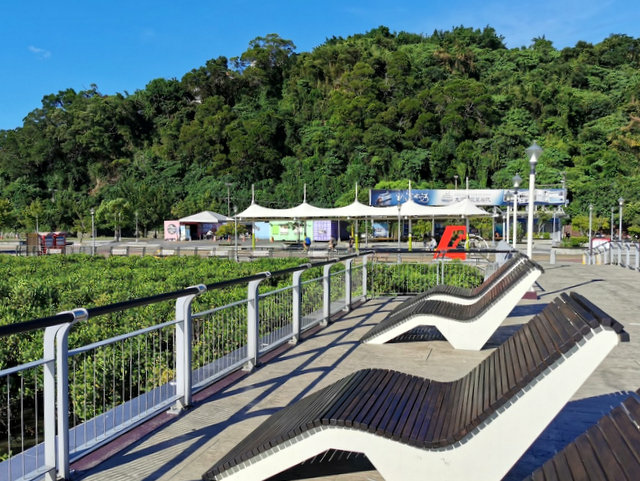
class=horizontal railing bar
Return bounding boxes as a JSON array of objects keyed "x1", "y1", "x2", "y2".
[
  {"x1": 68, "y1": 318, "x2": 180, "y2": 356},
  {"x1": 192, "y1": 298, "x2": 249, "y2": 319},
  {"x1": 258, "y1": 285, "x2": 293, "y2": 298},
  {"x1": 0, "y1": 357, "x2": 50, "y2": 377},
  {"x1": 0, "y1": 312, "x2": 75, "y2": 337}
]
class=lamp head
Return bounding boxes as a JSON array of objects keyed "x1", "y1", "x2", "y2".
[
  {"x1": 90, "y1": 208, "x2": 95, "y2": 215},
  {"x1": 618, "y1": 197, "x2": 624, "y2": 206},
  {"x1": 526, "y1": 141, "x2": 542, "y2": 164},
  {"x1": 513, "y1": 173, "x2": 522, "y2": 189}
]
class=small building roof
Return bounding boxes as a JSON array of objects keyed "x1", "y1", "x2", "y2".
[{"x1": 178, "y1": 211, "x2": 231, "y2": 223}]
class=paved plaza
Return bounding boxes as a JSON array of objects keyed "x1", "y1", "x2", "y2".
[{"x1": 73, "y1": 260, "x2": 640, "y2": 481}]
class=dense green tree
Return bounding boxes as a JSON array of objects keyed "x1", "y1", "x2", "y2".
[{"x1": 1, "y1": 26, "x2": 640, "y2": 235}]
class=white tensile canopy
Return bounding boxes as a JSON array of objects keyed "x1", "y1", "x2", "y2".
[
  {"x1": 236, "y1": 198, "x2": 488, "y2": 220},
  {"x1": 179, "y1": 211, "x2": 232, "y2": 223},
  {"x1": 431, "y1": 198, "x2": 489, "y2": 218}
]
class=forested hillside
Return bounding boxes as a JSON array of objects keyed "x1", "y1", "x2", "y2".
[{"x1": 1, "y1": 26, "x2": 639, "y2": 235}]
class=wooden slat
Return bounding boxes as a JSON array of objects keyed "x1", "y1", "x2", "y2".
[
  {"x1": 597, "y1": 415, "x2": 640, "y2": 480},
  {"x1": 416, "y1": 382, "x2": 445, "y2": 445},
  {"x1": 528, "y1": 315, "x2": 553, "y2": 364},
  {"x1": 375, "y1": 373, "x2": 413, "y2": 436},
  {"x1": 585, "y1": 426, "x2": 628, "y2": 481},
  {"x1": 563, "y1": 441, "x2": 589, "y2": 480},
  {"x1": 339, "y1": 370, "x2": 390, "y2": 427},
  {"x1": 358, "y1": 371, "x2": 404, "y2": 430},
  {"x1": 430, "y1": 384, "x2": 457, "y2": 445},
  {"x1": 323, "y1": 370, "x2": 380, "y2": 426},
  {"x1": 516, "y1": 326, "x2": 536, "y2": 376},
  {"x1": 350, "y1": 370, "x2": 396, "y2": 429},
  {"x1": 391, "y1": 378, "x2": 426, "y2": 441},
  {"x1": 556, "y1": 297, "x2": 592, "y2": 338},
  {"x1": 572, "y1": 434, "x2": 608, "y2": 481},
  {"x1": 551, "y1": 450, "x2": 573, "y2": 481},
  {"x1": 609, "y1": 407, "x2": 640, "y2": 464},
  {"x1": 561, "y1": 293, "x2": 600, "y2": 329},
  {"x1": 541, "y1": 458, "x2": 560, "y2": 481},
  {"x1": 399, "y1": 379, "x2": 431, "y2": 440},
  {"x1": 438, "y1": 379, "x2": 463, "y2": 443},
  {"x1": 408, "y1": 381, "x2": 439, "y2": 444},
  {"x1": 522, "y1": 322, "x2": 544, "y2": 372}
]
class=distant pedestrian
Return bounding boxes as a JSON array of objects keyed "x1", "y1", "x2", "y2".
[{"x1": 304, "y1": 236, "x2": 311, "y2": 251}]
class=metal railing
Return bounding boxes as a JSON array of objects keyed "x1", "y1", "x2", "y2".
[
  {"x1": 0, "y1": 253, "x2": 371, "y2": 481},
  {"x1": 0, "y1": 250, "x2": 492, "y2": 481},
  {"x1": 588, "y1": 241, "x2": 640, "y2": 270}
]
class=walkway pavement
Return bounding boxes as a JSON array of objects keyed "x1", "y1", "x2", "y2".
[{"x1": 73, "y1": 261, "x2": 640, "y2": 481}]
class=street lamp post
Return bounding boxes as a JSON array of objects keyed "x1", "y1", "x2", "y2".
[
  {"x1": 234, "y1": 205, "x2": 238, "y2": 262},
  {"x1": 397, "y1": 199, "x2": 401, "y2": 251},
  {"x1": 454, "y1": 175, "x2": 458, "y2": 190},
  {"x1": 90, "y1": 208, "x2": 95, "y2": 256},
  {"x1": 492, "y1": 207, "x2": 496, "y2": 246},
  {"x1": 512, "y1": 173, "x2": 522, "y2": 250},
  {"x1": 588, "y1": 204, "x2": 593, "y2": 264},
  {"x1": 506, "y1": 204, "x2": 510, "y2": 244},
  {"x1": 225, "y1": 183, "x2": 233, "y2": 217},
  {"x1": 611, "y1": 207, "x2": 614, "y2": 240},
  {"x1": 135, "y1": 211, "x2": 139, "y2": 242},
  {"x1": 618, "y1": 197, "x2": 624, "y2": 241},
  {"x1": 525, "y1": 142, "x2": 542, "y2": 259}
]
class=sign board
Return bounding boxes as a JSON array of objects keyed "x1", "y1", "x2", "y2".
[
  {"x1": 371, "y1": 189, "x2": 566, "y2": 207},
  {"x1": 164, "y1": 221, "x2": 180, "y2": 241}
]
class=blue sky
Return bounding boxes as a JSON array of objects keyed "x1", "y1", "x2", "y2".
[{"x1": 1, "y1": 0, "x2": 638, "y2": 130}]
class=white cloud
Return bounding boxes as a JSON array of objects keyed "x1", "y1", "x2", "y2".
[{"x1": 28, "y1": 45, "x2": 51, "y2": 59}]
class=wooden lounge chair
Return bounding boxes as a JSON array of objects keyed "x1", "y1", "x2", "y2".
[
  {"x1": 202, "y1": 292, "x2": 628, "y2": 481},
  {"x1": 389, "y1": 253, "x2": 531, "y2": 315},
  {"x1": 523, "y1": 390, "x2": 640, "y2": 481},
  {"x1": 360, "y1": 258, "x2": 543, "y2": 350}
]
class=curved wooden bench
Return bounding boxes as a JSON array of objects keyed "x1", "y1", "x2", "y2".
[
  {"x1": 361, "y1": 258, "x2": 543, "y2": 349},
  {"x1": 202, "y1": 292, "x2": 628, "y2": 481},
  {"x1": 523, "y1": 390, "x2": 640, "y2": 481},
  {"x1": 389, "y1": 253, "x2": 530, "y2": 315}
]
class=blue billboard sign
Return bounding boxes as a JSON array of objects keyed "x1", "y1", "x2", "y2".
[{"x1": 370, "y1": 189, "x2": 566, "y2": 207}]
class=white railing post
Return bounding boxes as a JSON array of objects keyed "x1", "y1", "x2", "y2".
[
  {"x1": 344, "y1": 259, "x2": 353, "y2": 311},
  {"x1": 618, "y1": 242, "x2": 623, "y2": 265},
  {"x1": 291, "y1": 266, "x2": 309, "y2": 344},
  {"x1": 322, "y1": 264, "x2": 332, "y2": 326},
  {"x1": 550, "y1": 248, "x2": 556, "y2": 265},
  {"x1": 635, "y1": 243, "x2": 640, "y2": 270},
  {"x1": 43, "y1": 325, "x2": 62, "y2": 481},
  {"x1": 174, "y1": 284, "x2": 206, "y2": 412},
  {"x1": 245, "y1": 275, "x2": 268, "y2": 370},
  {"x1": 362, "y1": 255, "x2": 368, "y2": 299},
  {"x1": 55, "y1": 308, "x2": 88, "y2": 480},
  {"x1": 626, "y1": 243, "x2": 631, "y2": 268}
]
